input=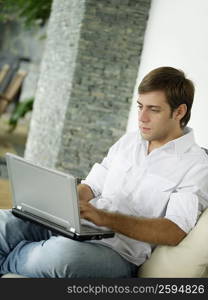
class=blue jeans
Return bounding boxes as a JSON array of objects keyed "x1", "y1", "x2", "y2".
[{"x1": 0, "y1": 210, "x2": 138, "y2": 278}]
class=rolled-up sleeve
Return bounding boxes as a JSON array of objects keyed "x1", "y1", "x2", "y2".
[
  {"x1": 165, "y1": 163, "x2": 208, "y2": 233},
  {"x1": 165, "y1": 192, "x2": 199, "y2": 233}
]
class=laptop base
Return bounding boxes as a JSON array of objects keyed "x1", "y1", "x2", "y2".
[{"x1": 12, "y1": 208, "x2": 115, "y2": 241}]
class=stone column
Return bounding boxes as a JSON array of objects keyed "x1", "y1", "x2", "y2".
[{"x1": 25, "y1": 0, "x2": 151, "y2": 178}]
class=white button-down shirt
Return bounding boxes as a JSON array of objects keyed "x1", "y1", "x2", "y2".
[{"x1": 82, "y1": 127, "x2": 208, "y2": 266}]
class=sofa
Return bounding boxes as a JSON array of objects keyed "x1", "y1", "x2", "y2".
[{"x1": 2, "y1": 207, "x2": 208, "y2": 278}]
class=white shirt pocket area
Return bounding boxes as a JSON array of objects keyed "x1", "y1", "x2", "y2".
[
  {"x1": 131, "y1": 174, "x2": 176, "y2": 218},
  {"x1": 101, "y1": 155, "x2": 132, "y2": 200}
]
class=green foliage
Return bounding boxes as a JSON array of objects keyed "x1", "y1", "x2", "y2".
[
  {"x1": 8, "y1": 97, "x2": 34, "y2": 132},
  {"x1": 0, "y1": 0, "x2": 53, "y2": 26}
]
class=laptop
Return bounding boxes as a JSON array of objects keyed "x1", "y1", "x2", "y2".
[{"x1": 5, "y1": 152, "x2": 114, "y2": 241}]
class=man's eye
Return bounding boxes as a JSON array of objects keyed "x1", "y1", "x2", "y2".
[{"x1": 151, "y1": 109, "x2": 160, "y2": 112}]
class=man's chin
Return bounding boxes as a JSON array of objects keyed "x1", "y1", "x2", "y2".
[{"x1": 140, "y1": 131, "x2": 152, "y2": 141}]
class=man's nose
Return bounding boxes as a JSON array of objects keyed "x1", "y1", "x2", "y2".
[{"x1": 138, "y1": 109, "x2": 149, "y2": 122}]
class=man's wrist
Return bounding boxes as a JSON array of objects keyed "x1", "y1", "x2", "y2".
[{"x1": 99, "y1": 210, "x2": 115, "y2": 228}]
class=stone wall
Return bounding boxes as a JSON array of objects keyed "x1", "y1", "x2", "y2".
[{"x1": 25, "y1": 0, "x2": 151, "y2": 179}]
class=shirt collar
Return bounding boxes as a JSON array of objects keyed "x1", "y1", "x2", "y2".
[
  {"x1": 171, "y1": 127, "x2": 195, "y2": 154},
  {"x1": 139, "y1": 127, "x2": 196, "y2": 155}
]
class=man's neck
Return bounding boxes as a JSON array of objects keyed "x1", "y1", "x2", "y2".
[{"x1": 147, "y1": 130, "x2": 184, "y2": 154}]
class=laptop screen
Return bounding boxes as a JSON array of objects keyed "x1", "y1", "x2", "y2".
[{"x1": 6, "y1": 153, "x2": 80, "y2": 231}]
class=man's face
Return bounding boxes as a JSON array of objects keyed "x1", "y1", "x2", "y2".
[{"x1": 137, "y1": 90, "x2": 181, "y2": 146}]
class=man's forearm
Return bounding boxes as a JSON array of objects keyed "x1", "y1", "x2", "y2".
[
  {"x1": 80, "y1": 200, "x2": 187, "y2": 246},
  {"x1": 77, "y1": 183, "x2": 95, "y2": 203},
  {"x1": 101, "y1": 211, "x2": 186, "y2": 246}
]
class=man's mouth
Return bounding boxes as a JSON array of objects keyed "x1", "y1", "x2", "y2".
[{"x1": 140, "y1": 126, "x2": 151, "y2": 132}]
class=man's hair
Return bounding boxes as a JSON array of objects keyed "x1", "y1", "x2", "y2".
[{"x1": 138, "y1": 66, "x2": 195, "y2": 128}]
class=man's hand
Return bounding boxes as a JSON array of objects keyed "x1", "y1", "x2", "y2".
[{"x1": 80, "y1": 201, "x2": 107, "y2": 227}]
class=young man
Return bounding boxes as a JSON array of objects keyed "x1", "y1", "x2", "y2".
[{"x1": 1, "y1": 67, "x2": 208, "y2": 278}]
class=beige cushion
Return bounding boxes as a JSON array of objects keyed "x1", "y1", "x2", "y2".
[{"x1": 138, "y1": 208, "x2": 208, "y2": 278}]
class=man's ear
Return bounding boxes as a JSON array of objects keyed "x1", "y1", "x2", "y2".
[{"x1": 174, "y1": 104, "x2": 187, "y2": 121}]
